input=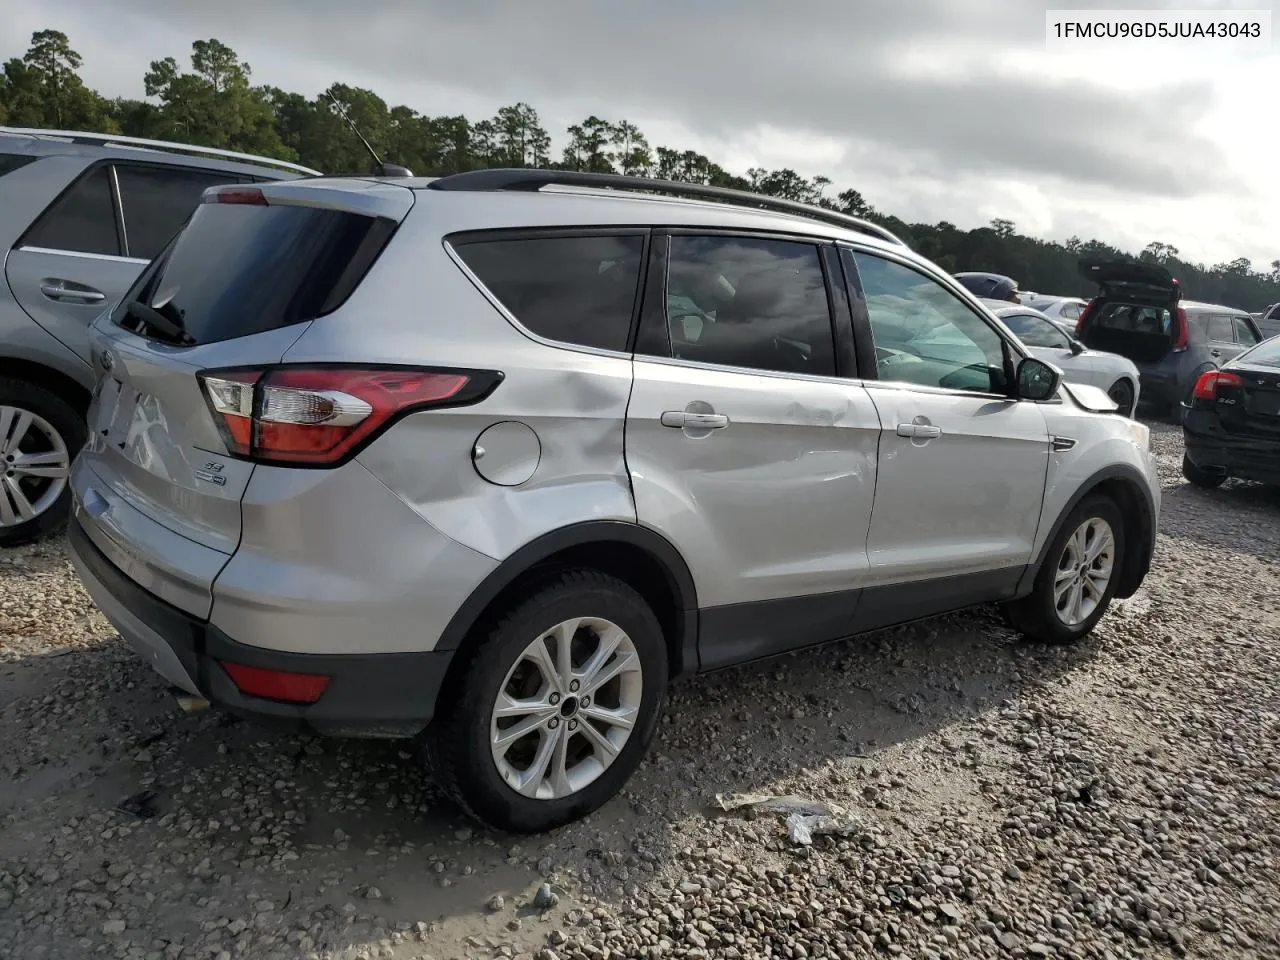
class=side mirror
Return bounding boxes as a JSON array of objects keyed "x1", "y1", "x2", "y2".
[
  {"x1": 1016, "y1": 356, "x2": 1061, "y2": 401},
  {"x1": 1069, "y1": 339, "x2": 1084, "y2": 356}
]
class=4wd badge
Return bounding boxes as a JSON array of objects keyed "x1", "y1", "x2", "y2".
[{"x1": 194, "y1": 461, "x2": 226, "y2": 486}]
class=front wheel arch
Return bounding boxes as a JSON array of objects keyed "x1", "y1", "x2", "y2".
[
  {"x1": 1105, "y1": 376, "x2": 1136, "y2": 416},
  {"x1": 1019, "y1": 467, "x2": 1155, "y2": 601}
]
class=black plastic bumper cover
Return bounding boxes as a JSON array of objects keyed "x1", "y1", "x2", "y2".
[
  {"x1": 1184, "y1": 416, "x2": 1280, "y2": 486},
  {"x1": 68, "y1": 517, "x2": 452, "y2": 738}
]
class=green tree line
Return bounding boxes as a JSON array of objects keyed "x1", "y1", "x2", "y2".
[{"x1": 3, "y1": 29, "x2": 1278, "y2": 311}]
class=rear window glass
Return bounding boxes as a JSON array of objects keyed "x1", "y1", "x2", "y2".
[
  {"x1": 21, "y1": 165, "x2": 121, "y2": 257},
  {"x1": 113, "y1": 201, "x2": 395, "y2": 346},
  {"x1": 1093, "y1": 303, "x2": 1172, "y2": 334},
  {"x1": 0, "y1": 153, "x2": 37, "y2": 177},
  {"x1": 453, "y1": 234, "x2": 644, "y2": 352},
  {"x1": 1242, "y1": 339, "x2": 1280, "y2": 366}
]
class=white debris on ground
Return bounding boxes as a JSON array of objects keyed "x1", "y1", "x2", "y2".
[{"x1": 2, "y1": 420, "x2": 1278, "y2": 960}]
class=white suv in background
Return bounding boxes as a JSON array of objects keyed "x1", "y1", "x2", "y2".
[{"x1": 67, "y1": 169, "x2": 1160, "y2": 832}]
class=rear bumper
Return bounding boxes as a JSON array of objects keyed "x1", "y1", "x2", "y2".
[
  {"x1": 1184, "y1": 415, "x2": 1280, "y2": 485},
  {"x1": 68, "y1": 517, "x2": 453, "y2": 738}
]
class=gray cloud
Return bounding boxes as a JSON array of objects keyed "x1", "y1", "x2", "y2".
[{"x1": 78, "y1": 0, "x2": 1233, "y2": 199}]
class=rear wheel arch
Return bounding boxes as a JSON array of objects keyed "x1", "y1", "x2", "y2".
[
  {"x1": 435, "y1": 521, "x2": 699, "y2": 683},
  {"x1": 0, "y1": 356, "x2": 92, "y2": 416},
  {"x1": 1023, "y1": 466, "x2": 1155, "y2": 601}
]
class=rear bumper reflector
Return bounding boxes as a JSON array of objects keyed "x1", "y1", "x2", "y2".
[{"x1": 220, "y1": 661, "x2": 331, "y2": 704}]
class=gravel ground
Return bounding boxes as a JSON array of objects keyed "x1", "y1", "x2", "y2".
[{"x1": 2, "y1": 420, "x2": 1278, "y2": 960}]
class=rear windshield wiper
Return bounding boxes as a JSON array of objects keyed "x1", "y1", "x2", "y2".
[{"x1": 125, "y1": 300, "x2": 193, "y2": 345}]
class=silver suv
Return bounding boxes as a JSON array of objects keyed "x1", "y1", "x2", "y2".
[
  {"x1": 0, "y1": 127, "x2": 318, "y2": 544},
  {"x1": 67, "y1": 170, "x2": 1160, "y2": 833}
]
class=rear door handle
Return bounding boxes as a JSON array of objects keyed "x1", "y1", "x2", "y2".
[
  {"x1": 40, "y1": 280, "x2": 105, "y2": 304},
  {"x1": 896, "y1": 423, "x2": 942, "y2": 439},
  {"x1": 660, "y1": 411, "x2": 729, "y2": 429}
]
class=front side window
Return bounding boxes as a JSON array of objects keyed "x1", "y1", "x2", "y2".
[
  {"x1": 21, "y1": 165, "x2": 120, "y2": 257},
  {"x1": 453, "y1": 233, "x2": 644, "y2": 352},
  {"x1": 659, "y1": 235, "x2": 835, "y2": 377},
  {"x1": 851, "y1": 251, "x2": 1009, "y2": 394},
  {"x1": 1233, "y1": 317, "x2": 1259, "y2": 346},
  {"x1": 1002, "y1": 313, "x2": 1071, "y2": 349}
]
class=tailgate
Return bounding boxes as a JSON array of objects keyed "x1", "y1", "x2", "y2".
[{"x1": 74, "y1": 177, "x2": 415, "y2": 616}]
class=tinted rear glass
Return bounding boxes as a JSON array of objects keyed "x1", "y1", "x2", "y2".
[
  {"x1": 113, "y1": 201, "x2": 395, "y2": 346},
  {"x1": 453, "y1": 234, "x2": 644, "y2": 352},
  {"x1": 0, "y1": 153, "x2": 38, "y2": 177}
]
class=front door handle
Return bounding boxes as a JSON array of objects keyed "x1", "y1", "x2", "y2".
[
  {"x1": 40, "y1": 280, "x2": 106, "y2": 304},
  {"x1": 1210, "y1": 349, "x2": 1222, "y2": 358},
  {"x1": 661, "y1": 411, "x2": 729, "y2": 429},
  {"x1": 896, "y1": 422, "x2": 942, "y2": 439}
]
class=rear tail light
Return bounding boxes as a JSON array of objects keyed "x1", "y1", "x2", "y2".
[
  {"x1": 1192, "y1": 370, "x2": 1242, "y2": 400},
  {"x1": 1075, "y1": 299, "x2": 1095, "y2": 337},
  {"x1": 1172, "y1": 306, "x2": 1190, "y2": 353},
  {"x1": 199, "y1": 365, "x2": 502, "y2": 466},
  {"x1": 221, "y1": 662, "x2": 330, "y2": 704}
]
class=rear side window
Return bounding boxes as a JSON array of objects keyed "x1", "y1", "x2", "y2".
[
  {"x1": 657, "y1": 235, "x2": 836, "y2": 376},
  {"x1": 113, "y1": 201, "x2": 396, "y2": 346},
  {"x1": 453, "y1": 234, "x2": 644, "y2": 352},
  {"x1": 1002, "y1": 313, "x2": 1069, "y2": 349},
  {"x1": 116, "y1": 164, "x2": 245, "y2": 261},
  {"x1": 0, "y1": 153, "x2": 38, "y2": 177},
  {"x1": 21, "y1": 165, "x2": 121, "y2": 257},
  {"x1": 1206, "y1": 315, "x2": 1234, "y2": 342}
]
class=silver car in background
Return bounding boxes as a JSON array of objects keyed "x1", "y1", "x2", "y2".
[
  {"x1": 0, "y1": 127, "x2": 317, "y2": 545},
  {"x1": 982, "y1": 299, "x2": 1142, "y2": 416}
]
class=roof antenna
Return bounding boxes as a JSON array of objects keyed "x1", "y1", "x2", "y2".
[{"x1": 325, "y1": 89, "x2": 412, "y2": 178}]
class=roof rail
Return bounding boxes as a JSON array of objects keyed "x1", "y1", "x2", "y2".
[
  {"x1": 426, "y1": 168, "x2": 905, "y2": 247},
  {"x1": 0, "y1": 127, "x2": 322, "y2": 177}
]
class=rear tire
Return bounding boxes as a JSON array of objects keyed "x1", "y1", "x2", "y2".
[
  {"x1": 425, "y1": 570, "x2": 668, "y2": 833},
  {"x1": 1005, "y1": 496, "x2": 1126, "y2": 645},
  {"x1": 1182, "y1": 454, "x2": 1226, "y2": 489},
  {"x1": 0, "y1": 379, "x2": 84, "y2": 548}
]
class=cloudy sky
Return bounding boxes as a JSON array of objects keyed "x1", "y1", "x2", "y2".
[{"x1": 4, "y1": 0, "x2": 1277, "y2": 272}]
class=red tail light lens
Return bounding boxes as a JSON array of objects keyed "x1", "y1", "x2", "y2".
[
  {"x1": 1075, "y1": 299, "x2": 1095, "y2": 337},
  {"x1": 221, "y1": 662, "x2": 330, "y2": 704},
  {"x1": 1192, "y1": 370, "x2": 1243, "y2": 400},
  {"x1": 199, "y1": 365, "x2": 502, "y2": 466},
  {"x1": 1172, "y1": 306, "x2": 1190, "y2": 353}
]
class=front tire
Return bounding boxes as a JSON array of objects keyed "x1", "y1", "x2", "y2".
[
  {"x1": 426, "y1": 570, "x2": 668, "y2": 833},
  {"x1": 1005, "y1": 496, "x2": 1126, "y2": 644},
  {"x1": 1182, "y1": 454, "x2": 1226, "y2": 489},
  {"x1": 0, "y1": 379, "x2": 84, "y2": 548}
]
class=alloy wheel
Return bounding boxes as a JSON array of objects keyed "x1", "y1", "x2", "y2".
[
  {"x1": 1053, "y1": 517, "x2": 1115, "y2": 626},
  {"x1": 490, "y1": 617, "x2": 643, "y2": 800},
  {"x1": 0, "y1": 405, "x2": 71, "y2": 528}
]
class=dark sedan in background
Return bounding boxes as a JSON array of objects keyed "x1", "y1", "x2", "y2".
[{"x1": 1182, "y1": 335, "x2": 1280, "y2": 488}]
